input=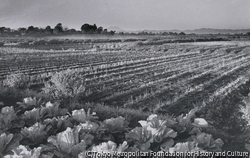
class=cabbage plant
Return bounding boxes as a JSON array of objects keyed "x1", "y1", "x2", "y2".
[
  {"x1": 175, "y1": 108, "x2": 198, "y2": 133},
  {"x1": 138, "y1": 114, "x2": 177, "y2": 151},
  {"x1": 168, "y1": 141, "x2": 204, "y2": 153},
  {"x1": 4, "y1": 145, "x2": 42, "y2": 158},
  {"x1": 103, "y1": 116, "x2": 129, "y2": 134},
  {"x1": 103, "y1": 116, "x2": 129, "y2": 143},
  {"x1": 22, "y1": 108, "x2": 43, "y2": 126},
  {"x1": 92, "y1": 140, "x2": 128, "y2": 152},
  {"x1": 0, "y1": 133, "x2": 22, "y2": 157},
  {"x1": 43, "y1": 116, "x2": 73, "y2": 135},
  {"x1": 0, "y1": 106, "x2": 24, "y2": 133},
  {"x1": 40, "y1": 102, "x2": 68, "y2": 119},
  {"x1": 72, "y1": 108, "x2": 98, "y2": 123},
  {"x1": 46, "y1": 127, "x2": 86, "y2": 157},
  {"x1": 190, "y1": 132, "x2": 224, "y2": 152},
  {"x1": 20, "y1": 122, "x2": 48, "y2": 147},
  {"x1": 16, "y1": 97, "x2": 42, "y2": 110},
  {"x1": 126, "y1": 126, "x2": 153, "y2": 151}
]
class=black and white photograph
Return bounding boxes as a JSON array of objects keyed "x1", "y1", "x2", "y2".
[{"x1": 0, "y1": 0, "x2": 250, "y2": 157}]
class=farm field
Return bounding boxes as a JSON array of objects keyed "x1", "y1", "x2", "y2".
[
  {"x1": 1, "y1": 36, "x2": 250, "y2": 154},
  {"x1": 1, "y1": 38, "x2": 250, "y2": 115}
]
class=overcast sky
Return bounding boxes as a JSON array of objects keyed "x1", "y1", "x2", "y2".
[{"x1": 1, "y1": 0, "x2": 250, "y2": 31}]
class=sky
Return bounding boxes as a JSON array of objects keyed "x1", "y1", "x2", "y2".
[{"x1": 1, "y1": 0, "x2": 250, "y2": 31}]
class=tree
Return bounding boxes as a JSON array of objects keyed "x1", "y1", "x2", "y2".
[
  {"x1": 45, "y1": 26, "x2": 53, "y2": 34},
  {"x1": 97, "y1": 27, "x2": 103, "y2": 34},
  {"x1": 18, "y1": 28, "x2": 27, "y2": 35},
  {"x1": 68, "y1": 29, "x2": 77, "y2": 34},
  {"x1": 53, "y1": 23, "x2": 63, "y2": 34},
  {"x1": 33, "y1": 27, "x2": 41, "y2": 33},
  {"x1": 103, "y1": 29, "x2": 108, "y2": 34},
  {"x1": 179, "y1": 32, "x2": 186, "y2": 35},
  {"x1": 0, "y1": 27, "x2": 6, "y2": 33},
  {"x1": 81, "y1": 23, "x2": 90, "y2": 33},
  {"x1": 81, "y1": 23, "x2": 97, "y2": 34},
  {"x1": 27, "y1": 26, "x2": 34, "y2": 33},
  {"x1": 93, "y1": 24, "x2": 97, "y2": 32},
  {"x1": 109, "y1": 30, "x2": 115, "y2": 35},
  {"x1": 0, "y1": 27, "x2": 11, "y2": 35}
]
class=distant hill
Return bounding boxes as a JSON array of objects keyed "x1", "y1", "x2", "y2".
[
  {"x1": 141, "y1": 29, "x2": 182, "y2": 33},
  {"x1": 184, "y1": 28, "x2": 250, "y2": 34},
  {"x1": 118, "y1": 27, "x2": 250, "y2": 34},
  {"x1": 107, "y1": 26, "x2": 124, "y2": 33}
]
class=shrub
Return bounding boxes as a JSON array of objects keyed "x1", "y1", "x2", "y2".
[
  {"x1": 42, "y1": 69, "x2": 85, "y2": 100},
  {"x1": 3, "y1": 73, "x2": 30, "y2": 89},
  {"x1": 239, "y1": 96, "x2": 250, "y2": 126}
]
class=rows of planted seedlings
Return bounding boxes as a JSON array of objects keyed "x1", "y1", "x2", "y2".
[
  {"x1": 0, "y1": 43, "x2": 242, "y2": 83},
  {"x1": 119, "y1": 55, "x2": 235, "y2": 108},
  {"x1": 84, "y1": 48, "x2": 227, "y2": 87},
  {"x1": 88, "y1": 46, "x2": 242, "y2": 98},
  {"x1": 0, "y1": 44, "x2": 217, "y2": 80},
  {"x1": 0, "y1": 97, "x2": 225, "y2": 158},
  {"x1": 159, "y1": 56, "x2": 250, "y2": 115},
  {"x1": 98, "y1": 50, "x2": 243, "y2": 107}
]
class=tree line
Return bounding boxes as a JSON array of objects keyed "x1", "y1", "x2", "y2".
[{"x1": 0, "y1": 23, "x2": 115, "y2": 36}]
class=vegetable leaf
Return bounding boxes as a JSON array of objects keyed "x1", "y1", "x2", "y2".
[
  {"x1": 103, "y1": 116, "x2": 129, "y2": 134},
  {"x1": 0, "y1": 133, "x2": 22, "y2": 157},
  {"x1": 126, "y1": 127, "x2": 153, "y2": 151}
]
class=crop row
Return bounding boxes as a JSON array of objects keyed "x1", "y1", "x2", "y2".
[{"x1": 83, "y1": 48, "x2": 248, "y2": 106}]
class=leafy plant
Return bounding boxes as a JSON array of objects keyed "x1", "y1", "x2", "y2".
[
  {"x1": 40, "y1": 102, "x2": 68, "y2": 119},
  {"x1": 91, "y1": 140, "x2": 128, "y2": 152},
  {"x1": 71, "y1": 108, "x2": 98, "y2": 123},
  {"x1": 43, "y1": 116, "x2": 73, "y2": 135},
  {"x1": 16, "y1": 97, "x2": 42, "y2": 112},
  {"x1": 0, "y1": 133, "x2": 22, "y2": 158},
  {"x1": 103, "y1": 116, "x2": 129, "y2": 134},
  {"x1": 22, "y1": 108, "x2": 44, "y2": 126},
  {"x1": 0, "y1": 107, "x2": 17, "y2": 133},
  {"x1": 46, "y1": 127, "x2": 86, "y2": 157},
  {"x1": 22, "y1": 101, "x2": 68, "y2": 127},
  {"x1": 192, "y1": 118, "x2": 209, "y2": 128},
  {"x1": 0, "y1": 106, "x2": 24, "y2": 134},
  {"x1": 126, "y1": 127, "x2": 153, "y2": 151},
  {"x1": 78, "y1": 141, "x2": 128, "y2": 158},
  {"x1": 174, "y1": 108, "x2": 198, "y2": 133},
  {"x1": 103, "y1": 116, "x2": 129, "y2": 143},
  {"x1": 4, "y1": 145, "x2": 42, "y2": 158},
  {"x1": 138, "y1": 114, "x2": 177, "y2": 151},
  {"x1": 93, "y1": 123, "x2": 115, "y2": 143},
  {"x1": 168, "y1": 141, "x2": 203, "y2": 153},
  {"x1": 75, "y1": 121, "x2": 99, "y2": 134},
  {"x1": 0, "y1": 96, "x2": 228, "y2": 155},
  {"x1": 20, "y1": 122, "x2": 48, "y2": 148},
  {"x1": 189, "y1": 132, "x2": 224, "y2": 152}
]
